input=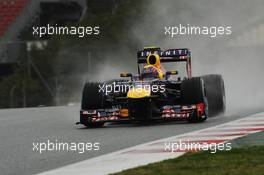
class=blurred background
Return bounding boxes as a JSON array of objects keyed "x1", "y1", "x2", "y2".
[{"x1": 0, "y1": 0, "x2": 263, "y2": 113}]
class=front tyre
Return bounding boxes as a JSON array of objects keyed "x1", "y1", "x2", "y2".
[
  {"x1": 181, "y1": 77, "x2": 208, "y2": 123},
  {"x1": 81, "y1": 82, "x2": 106, "y2": 127}
]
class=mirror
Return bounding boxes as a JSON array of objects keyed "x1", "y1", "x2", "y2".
[
  {"x1": 120, "y1": 72, "x2": 132, "y2": 77},
  {"x1": 165, "y1": 70, "x2": 178, "y2": 79}
]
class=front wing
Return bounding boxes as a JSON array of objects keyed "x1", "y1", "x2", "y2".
[{"x1": 78, "y1": 103, "x2": 206, "y2": 125}]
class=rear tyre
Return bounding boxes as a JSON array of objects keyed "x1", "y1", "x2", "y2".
[
  {"x1": 181, "y1": 77, "x2": 207, "y2": 123},
  {"x1": 202, "y1": 74, "x2": 226, "y2": 117},
  {"x1": 81, "y1": 82, "x2": 106, "y2": 127}
]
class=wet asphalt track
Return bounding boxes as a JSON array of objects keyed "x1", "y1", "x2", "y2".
[{"x1": 0, "y1": 105, "x2": 263, "y2": 175}]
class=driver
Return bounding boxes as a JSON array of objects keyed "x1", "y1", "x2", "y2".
[{"x1": 142, "y1": 54, "x2": 166, "y2": 79}]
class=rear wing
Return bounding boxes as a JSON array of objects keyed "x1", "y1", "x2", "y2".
[
  {"x1": 137, "y1": 48, "x2": 191, "y2": 64},
  {"x1": 136, "y1": 47, "x2": 192, "y2": 78}
]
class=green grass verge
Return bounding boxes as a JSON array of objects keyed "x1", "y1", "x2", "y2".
[{"x1": 112, "y1": 145, "x2": 264, "y2": 175}]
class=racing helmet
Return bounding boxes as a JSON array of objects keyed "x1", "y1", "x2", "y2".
[{"x1": 147, "y1": 54, "x2": 161, "y2": 68}]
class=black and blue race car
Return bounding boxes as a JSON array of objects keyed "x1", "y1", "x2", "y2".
[{"x1": 77, "y1": 47, "x2": 226, "y2": 127}]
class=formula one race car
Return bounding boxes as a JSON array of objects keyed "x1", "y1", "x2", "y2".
[{"x1": 77, "y1": 47, "x2": 225, "y2": 127}]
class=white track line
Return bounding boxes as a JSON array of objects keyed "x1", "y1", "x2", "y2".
[{"x1": 38, "y1": 112, "x2": 264, "y2": 175}]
